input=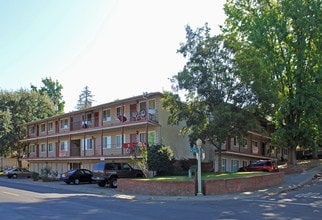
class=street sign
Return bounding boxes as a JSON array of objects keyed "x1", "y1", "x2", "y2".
[{"x1": 190, "y1": 147, "x2": 199, "y2": 153}]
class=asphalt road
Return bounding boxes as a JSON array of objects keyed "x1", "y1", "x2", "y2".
[{"x1": 1, "y1": 176, "x2": 321, "y2": 219}]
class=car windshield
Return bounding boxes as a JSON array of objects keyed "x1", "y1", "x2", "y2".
[
  {"x1": 249, "y1": 161, "x2": 264, "y2": 167},
  {"x1": 93, "y1": 162, "x2": 106, "y2": 171},
  {"x1": 67, "y1": 170, "x2": 76, "y2": 174}
]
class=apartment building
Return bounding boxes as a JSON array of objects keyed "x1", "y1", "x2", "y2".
[
  {"x1": 21, "y1": 91, "x2": 281, "y2": 175},
  {"x1": 21, "y1": 92, "x2": 190, "y2": 174}
]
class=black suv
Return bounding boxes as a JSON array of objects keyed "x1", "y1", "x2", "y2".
[{"x1": 92, "y1": 162, "x2": 145, "y2": 188}]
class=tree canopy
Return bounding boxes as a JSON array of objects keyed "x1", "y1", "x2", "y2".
[
  {"x1": 222, "y1": 0, "x2": 322, "y2": 165},
  {"x1": 0, "y1": 89, "x2": 55, "y2": 165},
  {"x1": 31, "y1": 77, "x2": 65, "y2": 114},
  {"x1": 162, "y1": 24, "x2": 261, "y2": 173}
]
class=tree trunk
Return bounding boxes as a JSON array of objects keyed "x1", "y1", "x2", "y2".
[
  {"x1": 217, "y1": 148, "x2": 222, "y2": 174},
  {"x1": 287, "y1": 147, "x2": 297, "y2": 167}
]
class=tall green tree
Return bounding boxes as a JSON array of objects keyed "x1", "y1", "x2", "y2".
[
  {"x1": 223, "y1": 0, "x2": 322, "y2": 165},
  {"x1": 162, "y1": 24, "x2": 260, "y2": 173},
  {"x1": 76, "y1": 86, "x2": 95, "y2": 110},
  {"x1": 31, "y1": 77, "x2": 65, "y2": 114},
  {"x1": 0, "y1": 89, "x2": 55, "y2": 166}
]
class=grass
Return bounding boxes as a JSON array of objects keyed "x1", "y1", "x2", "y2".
[{"x1": 143, "y1": 171, "x2": 268, "y2": 181}]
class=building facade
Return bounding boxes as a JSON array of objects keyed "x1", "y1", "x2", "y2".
[
  {"x1": 21, "y1": 92, "x2": 190, "y2": 175},
  {"x1": 21, "y1": 92, "x2": 282, "y2": 175}
]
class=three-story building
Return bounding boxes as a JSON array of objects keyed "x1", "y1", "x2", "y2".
[{"x1": 21, "y1": 92, "x2": 282, "y2": 175}]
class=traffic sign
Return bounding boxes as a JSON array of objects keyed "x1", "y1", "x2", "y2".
[{"x1": 190, "y1": 147, "x2": 199, "y2": 153}]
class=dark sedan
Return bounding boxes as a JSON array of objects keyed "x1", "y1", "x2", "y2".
[
  {"x1": 5, "y1": 167, "x2": 32, "y2": 179},
  {"x1": 61, "y1": 169, "x2": 94, "y2": 185}
]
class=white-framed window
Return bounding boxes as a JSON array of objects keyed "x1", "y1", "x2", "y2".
[
  {"x1": 139, "y1": 133, "x2": 146, "y2": 143},
  {"x1": 84, "y1": 138, "x2": 93, "y2": 150},
  {"x1": 222, "y1": 158, "x2": 227, "y2": 172},
  {"x1": 48, "y1": 142, "x2": 54, "y2": 152},
  {"x1": 231, "y1": 160, "x2": 239, "y2": 172},
  {"x1": 103, "y1": 109, "x2": 111, "y2": 122},
  {"x1": 252, "y1": 140, "x2": 258, "y2": 147},
  {"x1": 40, "y1": 143, "x2": 46, "y2": 152},
  {"x1": 48, "y1": 122, "x2": 53, "y2": 131},
  {"x1": 60, "y1": 119, "x2": 68, "y2": 129},
  {"x1": 103, "y1": 136, "x2": 112, "y2": 149},
  {"x1": 116, "y1": 134, "x2": 125, "y2": 148},
  {"x1": 29, "y1": 125, "x2": 35, "y2": 134},
  {"x1": 29, "y1": 144, "x2": 36, "y2": 153},
  {"x1": 116, "y1": 106, "x2": 121, "y2": 116},
  {"x1": 40, "y1": 124, "x2": 46, "y2": 133},
  {"x1": 60, "y1": 141, "x2": 68, "y2": 151}
]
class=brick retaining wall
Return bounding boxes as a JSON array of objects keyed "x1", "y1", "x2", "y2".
[{"x1": 117, "y1": 172, "x2": 284, "y2": 196}]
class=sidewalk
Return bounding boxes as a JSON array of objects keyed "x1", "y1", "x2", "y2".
[{"x1": 1, "y1": 163, "x2": 321, "y2": 201}]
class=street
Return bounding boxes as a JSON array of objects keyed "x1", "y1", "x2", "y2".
[{"x1": 0, "y1": 177, "x2": 321, "y2": 219}]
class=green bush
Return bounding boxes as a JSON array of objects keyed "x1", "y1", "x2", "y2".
[{"x1": 148, "y1": 144, "x2": 175, "y2": 176}]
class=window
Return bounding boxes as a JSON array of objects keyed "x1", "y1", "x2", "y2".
[
  {"x1": 60, "y1": 119, "x2": 68, "y2": 129},
  {"x1": 148, "y1": 131, "x2": 155, "y2": 145},
  {"x1": 252, "y1": 140, "x2": 258, "y2": 147},
  {"x1": 60, "y1": 141, "x2": 68, "y2": 151},
  {"x1": 48, "y1": 122, "x2": 53, "y2": 131},
  {"x1": 86, "y1": 113, "x2": 92, "y2": 125},
  {"x1": 40, "y1": 124, "x2": 46, "y2": 133},
  {"x1": 29, "y1": 145, "x2": 36, "y2": 153},
  {"x1": 103, "y1": 136, "x2": 112, "y2": 149},
  {"x1": 221, "y1": 158, "x2": 227, "y2": 172},
  {"x1": 241, "y1": 138, "x2": 248, "y2": 148},
  {"x1": 231, "y1": 137, "x2": 239, "y2": 148},
  {"x1": 48, "y1": 143, "x2": 54, "y2": 152},
  {"x1": 84, "y1": 138, "x2": 93, "y2": 150},
  {"x1": 148, "y1": 99, "x2": 155, "y2": 110},
  {"x1": 40, "y1": 143, "x2": 46, "y2": 152},
  {"x1": 231, "y1": 160, "x2": 239, "y2": 172},
  {"x1": 103, "y1": 109, "x2": 111, "y2": 122},
  {"x1": 116, "y1": 135, "x2": 125, "y2": 148},
  {"x1": 29, "y1": 125, "x2": 35, "y2": 134},
  {"x1": 139, "y1": 133, "x2": 146, "y2": 143},
  {"x1": 116, "y1": 107, "x2": 121, "y2": 116},
  {"x1": 140, "y1": 102, "x2": 146, "y2": 117}
]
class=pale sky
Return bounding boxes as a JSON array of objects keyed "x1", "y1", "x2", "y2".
[{"x1": 0, "y1": 0, "x2": 226, "y2": 112}]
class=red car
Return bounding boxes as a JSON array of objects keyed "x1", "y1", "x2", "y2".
[{"x1": 238, "y1": 160, "x2": 279, "y2": 172}]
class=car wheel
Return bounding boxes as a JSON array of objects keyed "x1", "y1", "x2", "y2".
[
  {"x1": 97, "y1": 181, "x2": 106, "y2": 187},
  {"x1": 109, "y1": 177, "x2": 117, "y2": 188},
  {"x1": 74, "y1": 179, "x2": 80, "y2": 185},
  {"x1": 12, "y1": 174, "x2": 17, "y2": 179}
]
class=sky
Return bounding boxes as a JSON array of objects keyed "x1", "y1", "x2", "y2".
[{"x1": 0, "y1": 0, "x2": 226, "y2": 112}]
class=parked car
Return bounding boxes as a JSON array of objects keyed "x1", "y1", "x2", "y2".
[
  {"x1": 300, "y1": 151, "x2": 322, "y2": 160},
  {"x1": 61, "y1": 169, "x2": 94, "y2": 185},
  {"x1": 5, "y1": 167, "x2": 32, "y2": 179},
  {"x1": 238, "y1": 160, "x2": 279, "y2": 172},
  {"x1": 92, "y1": 162, "x2": 145, "y2": 188}
]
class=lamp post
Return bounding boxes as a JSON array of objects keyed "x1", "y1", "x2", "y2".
[{"x1": 196, "y1": 138, "x2": 203, "y2": 196}]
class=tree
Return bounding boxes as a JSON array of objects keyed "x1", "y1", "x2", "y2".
[
  {"x1": 162, "y1": 24, "x2": 260, "y2": 173},
  {"x1": 222, "y1": 0, "x2": 322, "y2": 165},
  {"x1": 0, "y1": 89, "x2": 55, "y2": 166},
  {"x1": 76, "y1": 86, "x2": 95, "y2": 110},
  {"x1": 31, "y1": 77, "x2": 65, "y2": 114}
]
